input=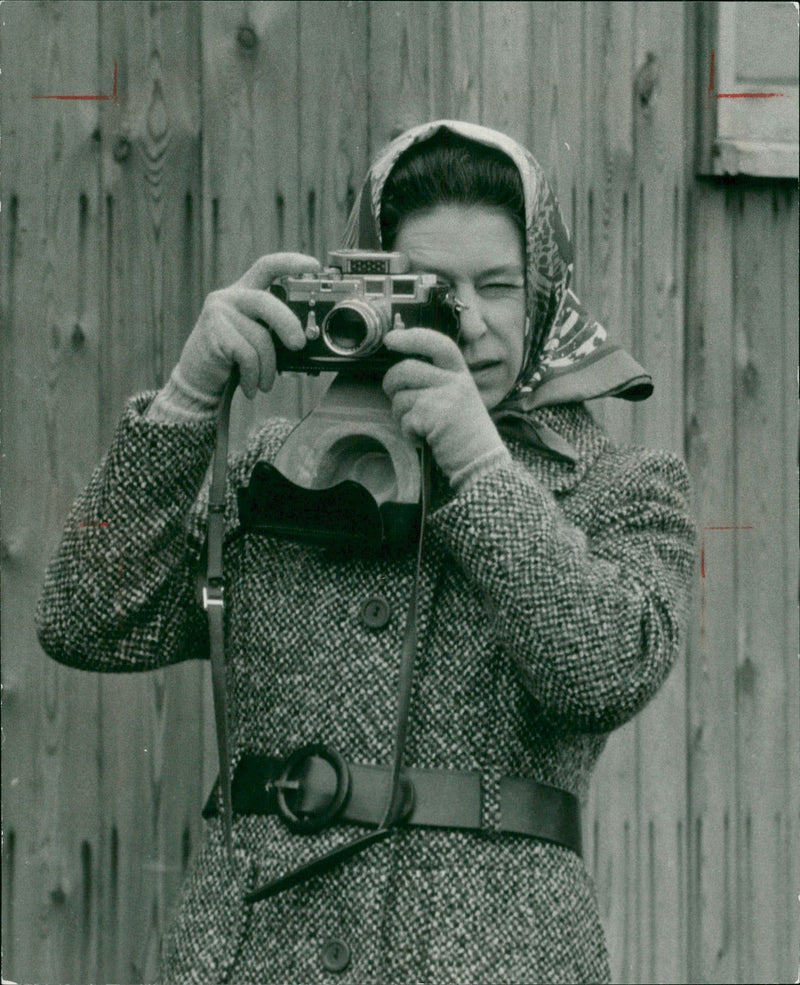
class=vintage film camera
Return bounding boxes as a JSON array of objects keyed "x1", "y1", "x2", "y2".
[{"x1": 269, "y1": 250, "x2": 461, "y2": 375}]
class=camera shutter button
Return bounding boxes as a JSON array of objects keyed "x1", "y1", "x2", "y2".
[{"x1": 359, "y1": 595, "x2": 391, "y2": 630}]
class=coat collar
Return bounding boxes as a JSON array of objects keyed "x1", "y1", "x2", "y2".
[{"x1": 504, "y1": 403, "x2": 608, "y2": 494}]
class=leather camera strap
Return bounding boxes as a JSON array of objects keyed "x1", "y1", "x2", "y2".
[
  {"x1": 203, "y1": 373, "x2": 238, "y2": 861},
  {"x1": 201, "y1": 372, "x2": 430, "y2": 900},
  {"x1": 380, "y1": 442, "x2": 429, "y2": 827}
]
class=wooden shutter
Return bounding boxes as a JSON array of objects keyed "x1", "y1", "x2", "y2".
[{"x1": 699, "y1": 1, "x2": 799, "y2": 177}]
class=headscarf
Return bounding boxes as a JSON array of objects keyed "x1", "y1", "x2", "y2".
[{"x1": 342, "y1": 120, "x2": 652, "y2": 461}]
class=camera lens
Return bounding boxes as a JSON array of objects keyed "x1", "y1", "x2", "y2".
[
  {"x1": 322, "y1": 299, "x2": 390, "y2": 357},
  {"x1": 325, "y1": 308, "x2": 368, "y2": 352}
]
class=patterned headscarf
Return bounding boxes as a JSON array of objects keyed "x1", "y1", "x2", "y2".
[{"x1": 342, "y1": 120, "x2": 652, "y2": 460}]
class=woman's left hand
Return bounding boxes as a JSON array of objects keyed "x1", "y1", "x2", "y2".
[{"x1": 382, "y1": 327, "x2": 511, "y2": 489}]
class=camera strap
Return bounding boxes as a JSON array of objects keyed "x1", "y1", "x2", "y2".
[
  {"x1": 199, "y1": 373, "x2": 431, "y2": 898},
  {"x1": 200, "y1": 373, "x2": 238, "y2": 861}
]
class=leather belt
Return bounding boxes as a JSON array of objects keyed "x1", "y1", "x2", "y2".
[{"x1": 203, "y1": 749, "x2": 583, "y2": 858}]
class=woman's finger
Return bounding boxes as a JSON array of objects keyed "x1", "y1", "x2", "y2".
[
  {"x1": 221, "y1": 306, "x2": 278, "y2": 393},
  {"x1": 235, "y1": 252, "x2": 320, "y2": 291},
  {"x1": 208, "y1": 315, "x2": 264, "y2": 399},
  {"x1": 384, "y1": 326, "x2": 466, "y2": 372},
  {"x1": 382, "y1": 358, "x2": 448, "y2": 399},
  {"x1": 388, "y1": 388, "x2": 419, "y2": 420},
  {"x1": 228, "y1": 287, "x2": 308, "y2": 351}
]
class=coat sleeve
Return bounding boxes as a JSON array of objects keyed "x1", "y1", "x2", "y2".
[
  {"x1": 428, "y1": 446, "x2": 697, "y2": 733},
  {"x1": 35, "y1": 393, "x2": 220, "y2": 672}
]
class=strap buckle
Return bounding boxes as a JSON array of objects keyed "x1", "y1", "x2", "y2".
[
  {"x1": 202, "y1": 584, "x2": 224, "y2": 609},
  {"x1": 273, "y1": 743, "x2": 351, "y2": 834}
]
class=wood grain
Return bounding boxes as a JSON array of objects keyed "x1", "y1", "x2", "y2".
[
  {"x1": 630, "y1": 5, "x2": 690, "y2": 983},
  {"x1": 686, "y1": 181, "x2": 739, "y2": 985},
  {"x1": 96, "y1": 3, "x2": 206, "y2": 981},
  {"x1": 578, "y1": 5, "x2": 641, "y2": 980},
  {"x1": 438, "y1": 2, "x2": 481, "y2": 122},
  {"x1": 201, "y1": 0, "x2": 306, "y2": 448},
  {"x1": 297, "y1": 0, "x2": 370, "y2": 414},
  {"x1": 731, "y1": 187, "x2": 796, "y2": 984},
  {"x1": 1, "y1": 3, "x2": 104, "y2": 982},
  {"x1": 368, "y1": 1, "x2": 439, "y2": 149},
  {"x1": 479, "y1": 2, "x2": 532, "y2": 146}
]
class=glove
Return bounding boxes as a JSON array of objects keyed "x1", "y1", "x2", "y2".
[
  {"x1": 382, "y1": 328, "x2": 512, "y2": 490},
  {"x1": 150, "y1": 252, "x2": 320, "y2": 421}
]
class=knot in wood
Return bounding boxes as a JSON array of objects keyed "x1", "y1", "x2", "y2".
[
  {"x1": 635, "y1": 52, "x2": 659, "y2": 110},
  {"x1": 740, "y1": 360, "x2": 759, "y2": 397},
  {"x1": 113, "y1": 136, "x2": 132, "y2": 163},
  {"x1": 71, "y1": 323, "x2": 86, "y2": 351},
  {"x1": 237, "y1": 25, "x2": 258, "y2": 51},
  {"x1": 50, "y1": 886, "x2": 67, "y2": 907}
]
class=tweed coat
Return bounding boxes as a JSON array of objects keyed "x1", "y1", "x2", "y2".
[{"x1": 37, "y1": 388, "x2": 696, "y2": 985}]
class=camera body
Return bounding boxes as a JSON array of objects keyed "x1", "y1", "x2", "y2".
[{"x1": 269, "y1": 250, "x2": 460, "y2": 375}]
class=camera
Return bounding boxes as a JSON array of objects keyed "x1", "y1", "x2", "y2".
[{"x1": 269, "y1": 250, "x2": 461, "y2": 375}]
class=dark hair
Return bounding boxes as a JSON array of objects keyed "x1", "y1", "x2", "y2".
[{"x1": 380, "y1": 131, "x2": 526, "y2": 250}]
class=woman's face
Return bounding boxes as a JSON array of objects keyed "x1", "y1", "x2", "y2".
[{"x1": 392, "y1": 203, "x2": 527, "y2": 409}]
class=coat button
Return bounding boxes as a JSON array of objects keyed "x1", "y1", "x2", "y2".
[
  {"x1": 320, "y1": 937, "x2": 351, "y2": 972},
  {"x1": 359, "y1": 595, "x2": 391, "y2": 630}
]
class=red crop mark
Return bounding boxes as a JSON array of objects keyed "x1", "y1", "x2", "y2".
[
  {"x1": 708, "y1": 50, "x2": 786, "y2": 99},
  {"x1": 32, "y1": 61, "x2": 118, "y2": 102},
  {"x1": 700, "y1": 525, "x2": 755, "y2": 649},
  {"x1": 77, "y1": 521, "x2": 109, "y2": 528}
]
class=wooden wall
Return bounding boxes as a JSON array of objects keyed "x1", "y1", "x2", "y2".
[{"x1": 1, "y1": 3, "x2": 796, "y2": 983}]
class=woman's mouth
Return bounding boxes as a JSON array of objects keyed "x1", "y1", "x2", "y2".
[{"x1": 469, "y1": 359, "x2": 501, "y2": 374}]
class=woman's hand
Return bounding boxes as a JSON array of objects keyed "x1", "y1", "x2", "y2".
[
  {"x1": 176, "y1": 253, "x2": 320, "y2": 402},
  {"x1": 382, "y1": 327, "x2": 511, "y2": 489}
]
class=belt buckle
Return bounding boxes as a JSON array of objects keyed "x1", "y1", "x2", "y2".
[{"x1": 271, "y1": 743, "x2": 351, "y2": 834}]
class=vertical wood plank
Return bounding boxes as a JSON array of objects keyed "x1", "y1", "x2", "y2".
[
  {"x1": 298, "y1": 1, "x2": 369, "y2": 257},
  {"x1": 1, "y1": 3, "x2": 104, "y2": 982},
  {"x1": 782, "y1": 186, "x2": 800, "y2": 985},
  {"x1": 439, "y1": 1, "x2": 482, "y2": 122},
  {"x1": 478, "y1": 1, "x2": 531, "y2": 146},
  {"x1": 97, "y1": 3, "x2": 206, "y2": 981},
  {"x1": 201, "y1": 0, "x2": 304, "y2": 451},
  {"x1": 731, "y1": 186, "x2": 797, "y2": 984},
  {"x1": 297, "y1": 0, "x2": 369, "y2": 413},
  {"x1": 685, "y1": 182, "x2": 738, "y2": 985},
  {"x1": 527, "y1": 2, "x2": 585, "y2": 234},
  {"x1": 575, "y1": 7, "x2": 638, "y2": 983},
  {"x1": 367, "y1": 1, "x2": 441, "y2": 151},
  {"x1": 587, "y1": 1, "x2": 636, "y2": 443},
  {"x1": 528, "y1": 2, "x2": 557, "y2": 177},
  {"x1": 554, "y1": 1, "x2": 586, "y2": 284},
  {"x1": 587, "y1": 724, "x2": 640, "y2": 985},
  {"x1": 630, "y1": 5, "x2": 690, "y2": 983},
  {"x1": 631, "y1": 0, "x2": 686, "y2": 453}
]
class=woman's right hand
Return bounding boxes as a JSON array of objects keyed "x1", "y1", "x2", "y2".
[{"x1": 176, "y1": 252, "x2": 320, "y2": 401}]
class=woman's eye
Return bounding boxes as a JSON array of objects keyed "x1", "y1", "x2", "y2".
[{"x1": 479, "y1": 283, "x2": 522, "y2": 294}]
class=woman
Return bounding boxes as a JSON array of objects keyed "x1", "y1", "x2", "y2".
[{"x1": 37, "y1": 121, "x2": 696, "y2": 984}]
